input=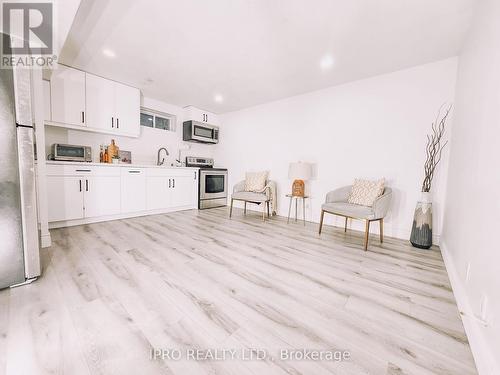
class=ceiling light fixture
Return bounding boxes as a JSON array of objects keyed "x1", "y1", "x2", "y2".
[
  {"x1": 102, "y1": 48, "x2": 116, "y2": 58},
  {"x1": 214, "y1": 94, "x2": 223, "y2": 103},
  {"x1": 320, "y1": 55, "x2": 334, "y2": 70}
]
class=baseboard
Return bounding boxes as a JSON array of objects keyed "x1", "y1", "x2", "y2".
[{"x1": 440, "y1": 240, "x2": 499, "y2": 375}]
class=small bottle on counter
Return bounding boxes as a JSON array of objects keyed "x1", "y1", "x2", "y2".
[{"x1": 99, "y1": 145, "x2": 104, "y2": 163}]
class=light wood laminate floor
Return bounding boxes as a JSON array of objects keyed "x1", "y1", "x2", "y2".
[{"x1": 0, "y1": 208, "x2": 477, "y2": 375}]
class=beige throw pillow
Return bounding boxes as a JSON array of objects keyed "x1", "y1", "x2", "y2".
[
  {"x1": 245, "y1": 171, "x2": 268, "y2": 192},
  {"x1": 348, "y1": 178, "x2": 385, "y2": 207}
]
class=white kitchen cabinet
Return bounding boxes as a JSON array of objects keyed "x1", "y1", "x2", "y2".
[
  {"x1": 146, "y1": 176, "x2": 171, "y2": 210},
  {"x1": 83, "y1": 176, "x2": 121, "y2": 218},
  {"x1": 46, "y1": 163, "x2": 198, "y2": 227},
  {"x1": 43, "y1": 79, "x2": 51, "y2": 121},
  {"x1": 50, "y1": 65, "x2": 86, "y2": 126},
  {"x1": 85, "y1": 73, "x2": 116, "y2": 132},
  {"x1": 184, "y1": 106, "x2": 219, "y2": 126},
  {"x1": 46, "y1": 175, "x2": 85, "y2": 222},
  {"x1": 171, "y1": 174, "x2": 196, "y2": 208},
  {"x1": 121, "y1": 168, "x2": 146, "y2": 212},
  {"x1": 114, "y1": 82, "x2": 140, "y2": 136},
  {"x1": 86, "y1": 73, "x2": 140, "y2": 137}
]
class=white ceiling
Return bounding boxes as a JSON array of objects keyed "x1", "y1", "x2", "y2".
[{"x1": 61, "y1": 0, "x2": 477, "y2": 113}]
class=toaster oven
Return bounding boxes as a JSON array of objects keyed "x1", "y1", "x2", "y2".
[{"x1": 51, "y1": 144, "x2": 92, "y2": 162}]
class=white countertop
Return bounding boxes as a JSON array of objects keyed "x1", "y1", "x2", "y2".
[{"x1": 44, "y1": 160, "x2": 199, "y2": 170}]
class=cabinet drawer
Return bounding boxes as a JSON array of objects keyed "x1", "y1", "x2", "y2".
[{"x1": 46, "y1": 164, "x2": 121, "y2": 176}]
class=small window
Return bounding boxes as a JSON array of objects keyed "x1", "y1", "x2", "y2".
[{"x1": 140, "y1": 108, "x2": 176, "y2": 131}]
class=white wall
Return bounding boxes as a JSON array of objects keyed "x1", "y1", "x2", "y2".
[
  {"x1": 441, "y1": 0, "x2": 500, "y2": 373},
  {"x1": 45, "y1": 97, "x2": 215, "y2": 165},
  {"x1": 216, "y1": 58, "x2": 458, "y2": 241}
]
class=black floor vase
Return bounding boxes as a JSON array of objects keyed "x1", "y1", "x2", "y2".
[{"x1": 410, "y1": 193, "x2": 432, "y2": 249}]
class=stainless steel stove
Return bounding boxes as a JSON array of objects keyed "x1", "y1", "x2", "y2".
[{"x1": 186, "y1": 157, "x2": 228, "y2": 209}]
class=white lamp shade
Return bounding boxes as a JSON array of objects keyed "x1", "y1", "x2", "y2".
[{"x1": 288, "y1": 162, "x2": 312, "y2": 180}]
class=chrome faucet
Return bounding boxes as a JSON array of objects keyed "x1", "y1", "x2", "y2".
[{"x1": 157, "y1": 147, "x2": 169, "y2": 166}]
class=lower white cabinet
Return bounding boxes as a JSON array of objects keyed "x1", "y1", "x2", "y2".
[
  {"x1": 46, "y1": 175, "x2": 84, "y2": 222},
  {"x1": 121, "y1": 168, "x2": 147, "y2": 212},
  {"x1": 46, "y1": 164, "x2": 198, "y2": 225},
  {"x1": 171, "y1": 175, "x2": 196, "y2": 207},
  {"x1": 83, "y1": 176, "x2": 121, "y2": 218}
]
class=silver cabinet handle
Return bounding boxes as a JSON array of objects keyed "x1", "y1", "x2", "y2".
[
  {"x1": 116, "y1": 118, "x2": 119, "y2": 128},
  {"x1": 173, "y1": 178, "x2": 175, "y2": 188},
  {"x1": 111, "y1": 117, "x2": 114, "y2": 128},
  {"x1": 79, "y1": 179, "x2": 82, "y2": 192},
  {"x1": 76, "y1": 169, "x2": 91, "y2": 172},
  {"x1": 85, "y1": 179, "x2": 89, "y2": 192},
  {"x1": 128, "y1": 170, "x2": 141, "y2": 174},
  {"x1": 169, "y1": 178, "x2": 171, "y2": 188},
  {"x1": 81, "y1": 111, "x2": 85, "y2": 123}
]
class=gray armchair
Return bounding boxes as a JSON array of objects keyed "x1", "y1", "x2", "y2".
[
  {"x1": 319, "y1": 185, "x2": 392, "y2": 250},
  {"x1": 230, "y1": 180, "x2": 273, "y2": 221}
]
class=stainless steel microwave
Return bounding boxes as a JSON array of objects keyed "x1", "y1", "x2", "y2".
[
  {"x1": 183, "y1": 121, "x2": 219, "y2": 144},
  {"x1": 51, "y1": 143, "x2": 92, "y2": 162}
]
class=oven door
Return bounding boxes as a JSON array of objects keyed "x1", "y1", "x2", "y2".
[{"x1": 200, "y1": 170, "x2": 227, "y2": 199}]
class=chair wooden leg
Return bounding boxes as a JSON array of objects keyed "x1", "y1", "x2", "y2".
[
  {"x1": 244, "y1": 201, "x2": 247, "y2": 215},
  {"x1": 229, "y1": 198, "x2": 234, "y2": 218},
  {"x1": 364, "y1": 220, "x2": 370, "y2": 251},
  {"x1": 344, "y1": 217, "x2": 348, "y2": 232},
  {"x1": 267, "y1": 201, "x2": 270, "y2": 218},
  {"x1": 262, "y1": 202, "x2": 266, "y2": 221},
  {"x1": 379, "y1": 218, "x2": 384, "y2": 243},
  {"x1": 319, "y1": 210, "x2": 325, "y2": 234}
]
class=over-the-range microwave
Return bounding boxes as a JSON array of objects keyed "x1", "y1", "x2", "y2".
[
  {"x1": 51, "y1": 143, "x2": 92, "y2": 162},
  {"x1": 183, "y1": 121, "x2": 219, "y2": 144}
]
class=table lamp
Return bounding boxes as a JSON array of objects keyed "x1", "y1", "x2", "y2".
[{"x1": 288, "y1": 162, "x2": 312, "y2": 197}]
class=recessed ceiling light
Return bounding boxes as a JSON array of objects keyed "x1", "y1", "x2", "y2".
[
  {"x1": 102, "y1": 48, "x2": 116, "y2": 58},
  {"x1": 320, "y1": 55, "x2": 334, "y2": 70},
  {"x1": 214, "y1": 94, "x2": 223, "y2": 103}
]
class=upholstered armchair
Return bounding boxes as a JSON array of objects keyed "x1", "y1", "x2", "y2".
[
  {"x1": 318, "y1": 185, "x2": 392, "y2": 250},
  {"x1": 230, "y1": 180, "x2": 275, "y2": 221}
]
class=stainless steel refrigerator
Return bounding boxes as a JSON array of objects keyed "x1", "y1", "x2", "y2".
[{"x1": 0, "y1": 34, "x2": 41, "y2": 289}]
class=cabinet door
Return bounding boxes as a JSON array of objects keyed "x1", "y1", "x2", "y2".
[
  {"x1": 43, "y1": 79, "x2": 51, "y2": 121},
  {"x1": 50, "y1": 65, "x2": 85, "y2": 126},
  {"x1": 46, "y1": 176, "x2": 84, "y2": 222},
  {"x1": 184, "y1": 106, "x2": 219, "y2": 126},
  {"x1": 121, "y1": 168, "x2": 146, "y2": 213},
  {"x1": 171, "y1": 175, "x2": 196, "y2": 208},
  {"x1": 83, "y1": 176, "x2": 121, "y2": 218},
  {"x1": 115, "y1": 82, "x2": 140, "y2": 137},
  {"x1": 85, "y1": 73, "x2": 116, "y2": 132},
  {"x1": 146, "y1": 176, "x2": 171, "y2": 210}
]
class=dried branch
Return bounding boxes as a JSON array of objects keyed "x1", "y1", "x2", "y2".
[{"x1": 421, "y1": 105, "x2": 451, "y2": 192}]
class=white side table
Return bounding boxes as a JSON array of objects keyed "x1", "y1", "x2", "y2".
[{"x1": 286, "y1": 194, "x2": 309, "y2": 225}]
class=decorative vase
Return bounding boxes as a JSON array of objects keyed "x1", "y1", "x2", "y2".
[{"x1": 410, "y1": 192, "x2": 432, "y2": 249}]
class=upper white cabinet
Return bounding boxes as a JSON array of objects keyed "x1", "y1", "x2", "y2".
[
  {"x1": 114, "y1": 82, "x2": 140, "y2": 136},
  {"x1": 47, "y1": 65, "x2": 140, "y2": 137},
  {"x1": 85, "y1": 73, "x2": 115, "y2": 132},
  {"x1": 50, "y1": 65, "x2": 86, "y2": 126},
  {"x1": 184, "y1": 106, "x2": 220, "y2": 126},
  {"x1": 85, "y1": 73, "x2": 140, "y2": 137}
]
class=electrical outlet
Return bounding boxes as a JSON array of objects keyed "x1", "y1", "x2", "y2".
[{"x1": 465, "y1": 262, "x2": 471, "y2": 283}]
